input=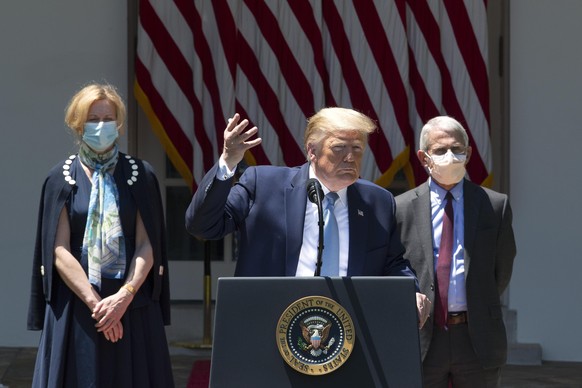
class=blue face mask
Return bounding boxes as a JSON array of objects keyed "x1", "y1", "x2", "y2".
[{"x1": 83, "y1": 121, "x2": 118, "y2": 152}]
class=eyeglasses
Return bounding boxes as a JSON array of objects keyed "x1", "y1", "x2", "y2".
[{"x1": 427, "y1": 146, "x2": 467, "y2": 156}]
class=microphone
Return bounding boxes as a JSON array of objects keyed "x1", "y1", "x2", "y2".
[
  {"x1": 306, "y1": 178, "x2": 325, "y2": 276},
  {"x1": 306, "y1": 178, "x2": 324, "y2": 204}
]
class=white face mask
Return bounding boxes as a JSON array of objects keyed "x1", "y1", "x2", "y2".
[
  {"x1": 426, "y1": 149, "x2": 467, "y2": 185},
  {"x1": 83, "y1": 121, "x2": 118, "y2": 152}
]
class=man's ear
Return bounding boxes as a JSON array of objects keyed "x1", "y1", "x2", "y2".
[
  {"x1": 417, "y1": 150, "x2": 429, "y2": 167},
  {"x1": 307, "y1": 144, "x2": 317, "y2": 163},
  {"x1": 465, "y1": 146, "x2": 473, "y2": 165}
]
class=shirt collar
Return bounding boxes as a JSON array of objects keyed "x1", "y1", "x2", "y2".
[
  {"x1": 309, "y1": 165, "x2": 348, "y2": 206},
  {"x1": 428, "y1": 177, "x2": 464, "y2": 204}
]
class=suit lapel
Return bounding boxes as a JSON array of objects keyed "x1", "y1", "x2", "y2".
[
  {"x1": 346, "y1": 184, "x2": 369, "y2": 275},
  {"x1": 412, "y1": 182, "x2": 435, "y2": 280},
  {"x1": 285, "y1": 164, "x2": 310, "y2": 275},
  {"x1": 462, "y1": 180, "x2": 480, "y2": 277}
]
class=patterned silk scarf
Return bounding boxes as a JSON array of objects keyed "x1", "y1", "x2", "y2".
[{"x1": 79, "y1": 144, "x2": 126, "y2": 290}]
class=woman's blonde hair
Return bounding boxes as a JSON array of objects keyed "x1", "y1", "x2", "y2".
[{"x1": 64, "y1": 83, "x2": 126, "y2": 136}]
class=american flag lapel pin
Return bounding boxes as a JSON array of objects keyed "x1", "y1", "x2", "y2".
[{"x1": 358, "y1": 209, "x2": 364, "y2": 216}]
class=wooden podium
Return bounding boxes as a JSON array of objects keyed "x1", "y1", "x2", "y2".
[{"x1": 209, "y1": 276, "x2": 423, "y2": 387}]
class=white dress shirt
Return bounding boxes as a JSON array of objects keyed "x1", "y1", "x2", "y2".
[{"x1": 296, "y1": 167, "x2": 349, "y2": 276}]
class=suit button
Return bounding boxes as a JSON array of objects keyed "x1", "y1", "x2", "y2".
[{"x1": 430, "y1": 284, "x2": 435, "y2": 291}]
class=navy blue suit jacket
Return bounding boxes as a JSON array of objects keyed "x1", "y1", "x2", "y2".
[
  {"x1": 28, "y1": 153, "x2": 171, "y2": 330},
  {"x1": 186, "y1": 162, "x2": 417, "y2": 280}
]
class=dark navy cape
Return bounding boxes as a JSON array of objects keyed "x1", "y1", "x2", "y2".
[{"x1": 27, "y1": 153, "x2": 173, "y2": 387}]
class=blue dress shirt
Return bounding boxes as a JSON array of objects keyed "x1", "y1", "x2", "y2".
[{"x1": 429, "y1": 178, "x2": 467, "y2": 313}]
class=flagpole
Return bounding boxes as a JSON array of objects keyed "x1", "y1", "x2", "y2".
[
  {"x1": 174, "y1": 240, "x2": 213, "y2": 350},
  {"x1": 200, "y1": 240, "x2": 213, "y2": 347}
]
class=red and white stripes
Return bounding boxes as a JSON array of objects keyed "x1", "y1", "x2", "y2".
[{"x1": 135, "y1": 0, "x2": 492, "y2": 190}]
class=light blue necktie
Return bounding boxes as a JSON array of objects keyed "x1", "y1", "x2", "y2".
[{"x1": 321, "y1": 192, "x2": 340, "y2": 276}]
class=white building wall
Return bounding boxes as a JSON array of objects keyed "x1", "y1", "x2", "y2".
[
  {"x1": 509, "y1": 0, "x2": 582, "y2": 361},
  {"x1": 0, "y1": 1, "x2": 127, "y2": 346},
  {"x1": 1, "y1": 0, "x2": 581, "y2": 363}
]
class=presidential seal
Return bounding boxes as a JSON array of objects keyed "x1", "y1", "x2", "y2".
[{"x1": 276, "y1": 296, "x2": 355, "y2": 375}]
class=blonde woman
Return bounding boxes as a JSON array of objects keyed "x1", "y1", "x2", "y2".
[{"x1": 28, "y1": 83, "x2": 174, "y2": 387}]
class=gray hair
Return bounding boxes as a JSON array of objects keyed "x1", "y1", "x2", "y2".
[{"x1": 419, "y1": 116, "x2": 469, "y2": 151}]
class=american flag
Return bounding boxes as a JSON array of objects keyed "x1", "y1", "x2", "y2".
[{"x1": 135, "y1": 0, "x2": 492, "y2": 191}]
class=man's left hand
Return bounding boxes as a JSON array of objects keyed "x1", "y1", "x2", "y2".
[{"x1": 416, "y1": 292, "x2": 431, "y2": 329}]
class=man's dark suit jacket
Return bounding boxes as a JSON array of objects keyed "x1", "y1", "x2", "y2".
[
  {"x1": 395, "y1": 179, "x2": 516, "y2": 369},
  {"x1": 186, "y1": 162, "x2": 417, "y2": 279}
]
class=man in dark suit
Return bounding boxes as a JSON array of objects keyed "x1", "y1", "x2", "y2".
[
  {"x1": 395, "y1": 116, "x2": 516, "y2": 387},
  {"x1": 186, "y1": 107, "x2": 430, "y2": 325}
]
